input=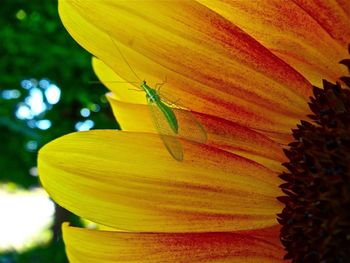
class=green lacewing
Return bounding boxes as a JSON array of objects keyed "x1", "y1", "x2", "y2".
[{"x1": 104, "y1": 36, "x2": 207, "y2": 161}]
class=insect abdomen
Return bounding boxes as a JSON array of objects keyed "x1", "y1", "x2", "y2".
[{"x1": 157, "y1": 101, "x2": 178, "y2": 134}]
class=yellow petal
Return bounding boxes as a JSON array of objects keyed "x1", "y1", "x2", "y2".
[
  {"x1": 38, "y1": 130, "x2": 283, "y2": 232},
  {"x1": 63, "y1": 223, "x2": 285, "y2": 263},
  {"x1": 107, "y1": 94, "x2": 286, "y2": 172},
  {"x1": 92, "y1": 57, "x2": 145, "y2": 104},
  {"x1": 59, "y1": 0, "x2": 312, "y2": 135},
  {"x1": 199, "y1": 0, "x2": 350, "y2": 86}
]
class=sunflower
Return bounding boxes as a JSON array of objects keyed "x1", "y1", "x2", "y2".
[{"x1": 38, "y1": 1, "x2": 350, "y2": 262}]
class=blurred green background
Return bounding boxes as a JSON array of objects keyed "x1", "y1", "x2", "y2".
[{"x1": 0, "y1": 1, "x2": 116, "y2": 262}]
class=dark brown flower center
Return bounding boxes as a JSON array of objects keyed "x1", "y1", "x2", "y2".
[{"x1": 278, "y1": 45, "x2": 350, "y2": 263}]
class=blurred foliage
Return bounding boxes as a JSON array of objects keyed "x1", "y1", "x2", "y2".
[
  {"x1": 0, "y1": 0, "x2": 116, "y2": 187},
  {"x1": 1, "y1": 241, "x2": 67, "y2": 263},
  {"x1": 0, "y1": 0, "x2": 116, "y2": 262}
]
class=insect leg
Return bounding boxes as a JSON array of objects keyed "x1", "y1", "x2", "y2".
[
  {"x1": 155, "y1": 76, "x2": 168, "y2": 92},
  {"x1": 128, "y1": 87, "x2": 143, "y2": 92}
]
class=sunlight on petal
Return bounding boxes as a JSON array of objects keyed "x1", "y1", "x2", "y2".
[{"x1": 38, "y1": 130, "x2": 283, "y2": 232}]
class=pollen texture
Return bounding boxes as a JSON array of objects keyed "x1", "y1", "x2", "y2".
[{"x1": 278, "y1": 46, "x2": 350, "y2": 263}]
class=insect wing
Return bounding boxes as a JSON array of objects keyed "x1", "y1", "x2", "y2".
[
  {"x1": 155, "y1": 90, "x2": 207, "y2": 144},
  {"x1": 147, "y1": 99, "x2": 184, "y2": 161},
  {"x1": 172, "y1": 107, "x2": 207, "y2": 144}
]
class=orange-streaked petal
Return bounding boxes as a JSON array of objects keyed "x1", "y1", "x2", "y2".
[
  {"x1": 59, "y1": 0, "x2": 312, "y2": 134},
  {"x1": 38, "y1": 130, "x2": 283, "y2": 232},
  {"x1": 63, "y1": 223, "x2": 285, "y2": 263},
  {"x1": 107, "y1": 94, "x2": 287, "y2": 172},
  {"x1": 240, "y1": 224, "x2": 283, "y2": 248},
  {"x1": 199, "y1": 0, "x2": 350, "y2": 86}
]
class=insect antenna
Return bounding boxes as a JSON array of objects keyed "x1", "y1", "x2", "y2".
[
  {"x1": 108, "y1": 32, "x2": 142, "y2": 82},
  {"x1": 89, "y1": 80, "x2": 139, "y2": 85}
]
